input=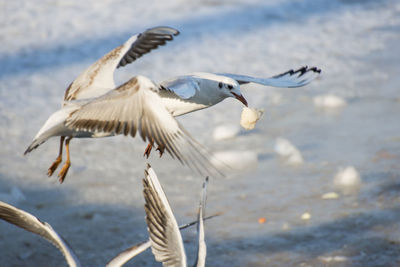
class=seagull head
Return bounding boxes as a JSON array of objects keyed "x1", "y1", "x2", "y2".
[{"x1": 216, "y1": 77, "x2": 248, "y2": 107}]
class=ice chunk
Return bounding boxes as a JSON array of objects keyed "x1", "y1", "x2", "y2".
[
  {"x1": 313, "y1": 94, "x2": 346, "y2": 108},
  {"x1": 240, "y1": 107, "x2": 264, "y2": 130},
  {"x1": 212, "y1": 150, "x2": 258, "y2": 170},
  {"x1": 212, "y1": 124, "x2": 240, "y2": 141},
  {"x1": 321, "y1": 192, "x2": 339, "y2": 199},
  {"x1": 274, "y1": 137, "x2": 304, "y2": 165},
  {"x1": 333, "y1": 166, "x2": 362, "y2": 194}
]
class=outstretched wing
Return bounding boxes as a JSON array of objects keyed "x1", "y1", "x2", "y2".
[
  {"x1": 65, "y1": 76, "x2": 221, "y2": 177},
  {"x1": 117, "y1": 26, "x2": 179, "y2": 68},
  {"x1": 106, "y1": 241, "x2": 151, "y2": 267},
  {"x1": 218, "y1": 66, "x2": 321, "y2": 88},
  {"x1": 107, "y1": 210, "x2": 220, "y2": 266},
  {"x1": 194, "y1": 177, "x2": 208, "y2": 267},
  {"x1": 64, "y1": 26, "x2": 179, "y2": 101},
  {"x1": 0, "y1": 201, "x2": 81, "y2": 267},
  {"x1": 143, "y1": 164, "x2": 187, "y2": 267}
]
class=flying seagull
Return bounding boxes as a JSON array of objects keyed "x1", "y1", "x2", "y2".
[
  {"x1": 141, "y1": 164, "x2": 209, "y2": 267},
  {"x1": 0, "y1": 201, "x2": 81, "y2": 267},
  {"x1": 141, "y1": 66, "x2": 321, "y2": 156},
  {"x1": 24, "y1": 26, "x2": 221, "y2": 183}
]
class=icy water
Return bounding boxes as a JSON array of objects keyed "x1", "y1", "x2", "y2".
[{"x1": 1, "y1": 0, "x2": 400, "y2": 266}]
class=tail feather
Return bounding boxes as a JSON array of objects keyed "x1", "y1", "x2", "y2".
[{"x1": 24, "y1": 138, "x2": 47, "y2": 155}]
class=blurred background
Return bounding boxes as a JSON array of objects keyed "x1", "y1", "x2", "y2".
[{"x1": 1, "y1": 0, "x2": 399, "y2": 266}]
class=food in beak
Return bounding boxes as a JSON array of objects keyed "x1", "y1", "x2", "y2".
[{"x1": 240, "y1": 107, "x2": 264, "y2": 130}]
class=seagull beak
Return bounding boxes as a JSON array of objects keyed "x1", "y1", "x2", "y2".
[{"x1": 232, "y1": 92, "x2": 248, "y2": 107}]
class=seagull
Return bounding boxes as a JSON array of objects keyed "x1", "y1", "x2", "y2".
[
  {"x1": 0, "y1": 170, "x2": 216, "y2": 267},
  {"x1": 142, "y1": 66, "x2": 321, "y2": 156},
  {"x1": 107, "y1": 165, "x2": 211, "y2": 267},
  {"x1": 24, "y1": 26, "x2": 220, "y2": 183},
  {"x1": 160, "y1": 66, "x2": 321, "y2": 117},
  {"x1": 140, "y1": 164, "x2": 209, "y2": 267},
  {"x1": 0, "y1": 201, "x2": 81, "y2": 267},
  {"x1": 24, "y1": 24, "x2": 321, "y2": 182}
]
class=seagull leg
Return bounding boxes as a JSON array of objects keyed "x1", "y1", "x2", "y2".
[
  {"x1": 47, "y1": 136, "x2": 65, "y2": 177},
  {"x1": 144, "y1": 141, "x2": 154, "y2": 159},
  {"x1": 57, "y1": 137, "x2": 72, "y2": 183},
  {"x1": 156, "y1": 145, "x2": 165, "y2": 158}
]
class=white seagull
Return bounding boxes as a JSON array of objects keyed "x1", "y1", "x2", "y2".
[
  {"x1": 160, "y1": 66, "x2": 321, "y2": 116},
  {"x1": 0, "y1": 201, "x2": 81, "y2": 267},
  {"x1": 141, "y1": 164, "x2": 208, "y2": 267},
  {"x1": 24, "y1": 26, "x2": 220, "y2": 183},
  {"x1": 141, "y1": 66, "x2": 321, "y2": 156}
]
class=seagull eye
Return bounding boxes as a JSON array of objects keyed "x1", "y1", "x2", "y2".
[
  {"x1": 228, "y1": 84, "x2": 233, "y2": 90},
  {"x1": 218, "y1": 82, "x2": 223, "y2": 89}
]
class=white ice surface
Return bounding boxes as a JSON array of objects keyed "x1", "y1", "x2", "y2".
[
  {"x1": 212, "y1": 124, "x2": 241, "y2": 141},
  {"x1": 1, "y1": 0, "x2": 400, "y2": 266}
]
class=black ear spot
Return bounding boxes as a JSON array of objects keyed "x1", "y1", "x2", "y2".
[
  {"x1": 228, "y1": 84, "x2": 233, "y2": 90},
  {"x1": 218, "y1": 82, "x2": 223, "y2": 89}
]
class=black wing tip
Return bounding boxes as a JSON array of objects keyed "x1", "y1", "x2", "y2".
[
  {"x1": 203, "y1": 177, "x2": 209, "y2": 188},
  {"x1": 146, "y1": 26, "x2": 180, "y2": 36},
  {"x1": 274, "y1": 66, "x2": 321, "y2": 78},
  {"x1": 117, "y1": 26, "x2": 180, "y2": 68},
  {"x1": 297, "y1": 66, "x2": 322, "y2": 76}
]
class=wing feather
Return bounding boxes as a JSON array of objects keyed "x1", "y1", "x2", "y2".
[
  {"x1": 64, "y1": 26, "x2": 179, "y2": 101},
  {"x1": 217, "y1": 66, "x2": 321, "y2": 88},
  {"x1": 143, "y1": 165, "x2": 187, "y2": 267},
  {"x1": 65, "y1": 76, "x2": 221, "y2": 177},
  {"x1": 0, "y1": 201, "x2": 81, "y2": 267},
  {"x1": 194, "y1": 177, "x2": 208, "y2": 267}
]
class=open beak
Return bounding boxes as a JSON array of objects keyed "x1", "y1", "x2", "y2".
[{"x1": 232, "y1": 92, "x2": 248, "y2": 107}]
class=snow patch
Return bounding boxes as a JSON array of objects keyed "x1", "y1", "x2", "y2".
[
  {"x1": 313, "y1": 94, "x2": 347, "y2": 108},
  {"x1": 212, "y1": 150, "x2": 258, "y2": 170}
]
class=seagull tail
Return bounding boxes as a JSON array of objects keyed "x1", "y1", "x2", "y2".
[{"x1": 24, "y1": 137, "x2": 47, "y2": 155}]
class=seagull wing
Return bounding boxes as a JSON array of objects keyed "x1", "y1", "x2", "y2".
[
  {"x1": 0, "y1": 201, "x2": 81, "y2": 267},
  {"x1": 218, "y1": 66, "x2": 321, "y2": 88},
  {"x1": 143, "y1": 164, "x2": 187, "y2": 267},
  {"x1": 64, "y1": 26, "x2": 179, "y2": 101},
  {"x1": 194, "y1": 177, "x2": 208, "y2": 267},
  {"x1": 117, "y1": 26, "x2": 179, "y2": 68},
  {"x1": 106, "y1": 213, "x2": 221, "y2": 267},
  {"x1": 106, "y1": 241, "x2": 151, "y2": 267},
  {"x1": 65, "y1": 76, "x2": 219, "y2": 176},
  {"x1": 160, "y1": 76, "x2": 200, "y2": 99}
]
